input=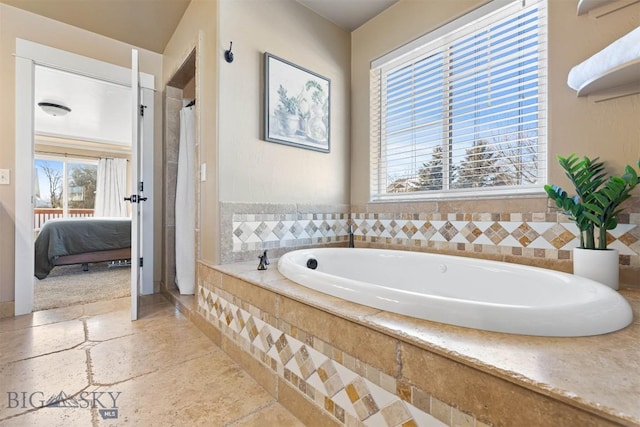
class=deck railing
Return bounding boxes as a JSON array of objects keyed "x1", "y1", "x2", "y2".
[{"x1": 34, "y1": 208, "x2": 94, "y2": 229}]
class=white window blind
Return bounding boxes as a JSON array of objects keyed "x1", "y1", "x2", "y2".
[{"x1": 370, "y1": 0, "x2": 547, "y2": 201}]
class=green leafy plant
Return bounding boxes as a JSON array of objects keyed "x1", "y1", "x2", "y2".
[
  {"x1": 545, "y1": 154, "x2": 639, "y2": 249},
  {"x1": 276, "y1": 85, "x2": 299, "y2": 115},
  {"x1": 305, "y1": 80, "x2": 325, "y2": 105},
  {"x1": 275, "y1": 85, "x2": 301, "y2": 135}
]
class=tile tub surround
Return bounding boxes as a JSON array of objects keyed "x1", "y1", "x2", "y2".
[
  {"x1": 197, "y1": 260, "x2": 640, "y2": 427},
  {"x1": 350, "y1": 197, "x2": 640, "y2": 287},
  {"x1": 222, "y1": 202, "x2": 351, "y2": 264},
  {"x1": 221, "y1": 197, "x2": 640, "y2": 287}
]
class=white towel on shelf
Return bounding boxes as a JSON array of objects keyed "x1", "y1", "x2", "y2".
[{"x1": 567, "y1": 26, "x2": 640, "y2": 91}]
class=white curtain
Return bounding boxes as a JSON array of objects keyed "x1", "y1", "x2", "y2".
[
  {"x1": 94, "y1": 157, "x2": 128, "y2": 217},
  {"x1": 175, "y1": 106, "x2": 196, "y2": 294}
]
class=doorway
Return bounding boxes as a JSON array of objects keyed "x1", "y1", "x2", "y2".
[
  {"x1": 32, "y1": 64, "x2": 134, "y2": 311},
  {"x1": 14, "y1": 40, "x2": 155, "y2": 316},
  {"x1": 164, "y1": 49, "x2": 197, "y2": 295}
]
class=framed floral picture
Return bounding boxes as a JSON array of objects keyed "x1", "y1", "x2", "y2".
[{"x1": 264, "y1": 53, "x2": 330, "y2": 153}]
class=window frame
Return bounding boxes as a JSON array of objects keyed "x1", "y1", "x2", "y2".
[{"x1": 370, "y1": 0, "x2": 548, "y2": 202}]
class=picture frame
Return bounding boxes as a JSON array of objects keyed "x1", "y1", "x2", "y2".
[{"x1": 264, "y1": 53, "x2": 330, "y2": 153}]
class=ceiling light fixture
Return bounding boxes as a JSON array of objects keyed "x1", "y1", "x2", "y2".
[{"x1": 38, "y1": 102, "x2": 71, "y2": 117}]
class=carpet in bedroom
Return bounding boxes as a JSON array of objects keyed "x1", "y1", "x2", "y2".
[{"x1": 33, "y1": 262, "x2": 130, "y2": 311}]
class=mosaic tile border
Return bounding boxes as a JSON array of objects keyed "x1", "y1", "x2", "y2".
[
  {"x1": 230, "y1": 211, "x2": 640, "y2": 266},
  {"x1": 232, "y1": 213, "x2": 350, "y2": 253},
  {"x1": 196, "y1": 282, "x2": 487, "y2": 427},
  {"x1": 350, "y1": 214, "x2": 640, "y2": 269}
]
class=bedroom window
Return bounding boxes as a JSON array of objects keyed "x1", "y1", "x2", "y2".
[
  {"x1": 34, "y1": 156, "x2": 97, "y2": 227},
  {"x1": 370, "y1": 0, "x2": 547, "y2": 201}
]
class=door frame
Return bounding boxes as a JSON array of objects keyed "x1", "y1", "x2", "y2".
[{"x1": 14, "y1": 39, "x2": 155, "y2": 315}]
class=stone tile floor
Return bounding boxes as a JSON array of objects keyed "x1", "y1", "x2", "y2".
[{"x1": 0, "y1": 295, "x2": 304, "y2": 426}]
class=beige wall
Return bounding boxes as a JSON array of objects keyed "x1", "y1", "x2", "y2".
[
  {"x1": 218, "y1": 0, "x2": 351, "y2": 205},
  {"x1": 351, "y1": 0, "x2": 640, "y2": 205},
  {"x1": 0, "y1": 4, "x2": 163, "y2": 304},
  {"x1": 162, "y1": 0, "x2": 218, "y2": 263},
  {"x1": 547, "y1": 0, "x2": 640, "y2": 181}
]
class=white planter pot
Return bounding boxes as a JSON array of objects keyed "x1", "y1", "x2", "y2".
[{"x1": 573, "y1": 248, "x2": 620, "y2": 290}]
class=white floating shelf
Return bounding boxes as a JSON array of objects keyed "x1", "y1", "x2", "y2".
[
  {"x1": 577, "y1": 57, "x2": 640, "y2": 101},
  {"x1": 569, "y1": 18, "x2": 640, "y2": 102},
  {"x1": 578, "y1": 0, "x2": 640, "y2": 16},
  {"x1": 577, "y1": 0, "x2": 616, "y2": 15}
]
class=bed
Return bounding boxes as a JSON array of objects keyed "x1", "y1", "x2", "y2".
[{"x1": 34, "y1": 217, "x2": 131, "y2": 279}]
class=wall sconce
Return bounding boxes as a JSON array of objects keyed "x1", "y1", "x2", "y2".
[
  {"x1": 224, "y1": 42, "x2": 234, "y2": 63},
  {"x1": 38, "y1": 102, "x2": 71, "y2": 117}
]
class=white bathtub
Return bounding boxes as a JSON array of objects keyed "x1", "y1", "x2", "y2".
[{"x1": 277, "y1": 248, "x2": 633, "y2": 337}]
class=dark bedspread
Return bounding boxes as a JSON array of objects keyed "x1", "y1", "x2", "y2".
[{"x1": 34, "y1": 217, "x2": 131, "y2": 279}]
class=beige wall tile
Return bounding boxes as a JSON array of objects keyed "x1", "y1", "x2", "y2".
[
  {"x1": 435, "y1": 197, "x2": 547, "y2": 214},
  {"x1": 278, "y1": 296, "x2": 398, "y2": 376},
  {"x1": 451, "y1": 407, "x2": 474, "y2": 427},
  {"x1": 221, "y1": 334, "x2": 278, "y2": 398},
  {"x1": 401, "y1": 342, "x2": 621, "y2": 427},
  {"x1": 191, "y1": 311, "x2": 222, "y2": 346},
  {"x1": 411, "y1": 386, "x2": 431, "y2": 414},
  {"x1": 431, "y1": 397, "x2": 451, "y2": 425},
  {"x1": 278, "y1": 379, "x2": 341, "y2": 427},
  {"x1": 366, "y1": 201, "x2": 438, "y2": 214},
  {"x1": 379, "y1": 371, "x2": 397, "y2": 395},
  {"x1": 504, "y1": 255, "x2": 572, "y2": 273},
  {"x1": 217, "y1": 275, "x2": 278, "y2": 316},
  {"x1": 621, "y1": 267, "x2": 640, "y2": 287}
]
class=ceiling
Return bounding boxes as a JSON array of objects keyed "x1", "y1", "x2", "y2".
[
  {"x1": 295, "y1": 0, "x2": 399, "y2": 31},
  {"x1": 0, "y1": 0, "x2": 191, "y2": 53},
  {"x1": 34, "y1": 65, "x2": 132, "y2": 147},
  {"x1": 1, "y1": 0, "x2": 400, "y2": 53}
]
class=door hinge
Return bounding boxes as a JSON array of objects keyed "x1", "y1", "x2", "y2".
[
  {"x1": 138, "y1": 181, "x2": 144, "y2": 192},
  {"x1": 139, "y1": 257, "x2": 143, "y2": 267},
  {"x1": 140, "y1": 105, "x2": 147, "y2": 116}
]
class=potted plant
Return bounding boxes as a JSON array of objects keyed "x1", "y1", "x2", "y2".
[
  {"x1": 275, "y1": 85, "x2": 300, "y2": 136},
  {"x1": 545, "y1": 154, "x2": 639, "y2": 289}
]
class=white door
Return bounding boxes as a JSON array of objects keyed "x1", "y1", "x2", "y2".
[
  {"x1": 128, "y1": 49, "x2": 141, "y2": 320},
  {"x1": 127, "y1": 49, "x2": 155, "y2": 319},
  {"x1": 140, "y1": 84, "x2": 155, "y2": 297},
  {"x1": 126, "y1": 49, "x2": 152, "y2": 320}
]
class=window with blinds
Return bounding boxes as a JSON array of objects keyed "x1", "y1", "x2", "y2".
[{"x1": 370, "y1": 0, "x2": 547, "y2": 201}]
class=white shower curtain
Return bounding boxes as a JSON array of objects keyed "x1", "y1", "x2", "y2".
[
  {"x1": 94, "y1": 157, "x2": 128, "y2": 217},
  {"x1": 175, "y1": 105, "x2": 196, "y2": 294}
]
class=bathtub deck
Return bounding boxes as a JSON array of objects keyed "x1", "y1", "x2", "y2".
[{"x1": 208, "y1": 260, "x2": 640, "y2": 427}]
